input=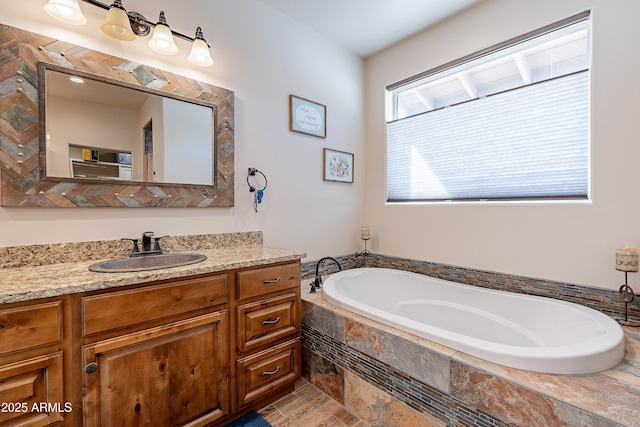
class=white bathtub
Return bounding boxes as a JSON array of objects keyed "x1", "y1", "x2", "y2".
[{"x1": 321, "y1": 268, "x2": 625, "y2": 374}]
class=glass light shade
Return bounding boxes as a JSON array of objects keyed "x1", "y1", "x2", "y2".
[
  {"x1": 148, "y1": 24, "x2": 178, "y2": 55},
  {"x1": 44, "y1": 0, "x2": 87, "y2": 25},
  {"x1": 188, "y1": 38, "x2": 214, "y2": 67},
  {"x1": 100, "y1": 5, "x2": 136, "y2": 41}
]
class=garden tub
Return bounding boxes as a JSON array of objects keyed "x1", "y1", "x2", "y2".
[{"x1": 322, "y1": 268, "x2": 625, "y2": 374}]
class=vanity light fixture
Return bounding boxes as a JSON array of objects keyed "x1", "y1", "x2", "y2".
[
  {"x1": 147, "y1": 12, "x2": 179, "y2": 55},
  {"x1": 44, "y1": 0, "x2": 87, "y2": 25},
  {"x1": 188, "y1": 27, "x2": 214, "y2": 67},
  {"x1": 100, "y1": 0, "x2": 135, "y2": 41},
  {"x1": 43, "y1": 0, "x2": 215, "y2": 67}
]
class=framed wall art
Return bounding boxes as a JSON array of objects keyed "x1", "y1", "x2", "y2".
[
  {"x1": 289, "y1": 95, "x2": 326, "y2": 138},
  {"x1": 323, "y1": 148, "x2": 353, "y2": 183}
]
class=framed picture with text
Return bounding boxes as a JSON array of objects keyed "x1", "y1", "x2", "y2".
[
  {"x1": 289, "y1": 94, "x2": 326, "y2": 138},
  {"x1": 323, "y1": 148, "x2": 353, "y2": 183}
]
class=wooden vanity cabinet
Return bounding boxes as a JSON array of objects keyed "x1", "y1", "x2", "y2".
[
  {"x1": 0, "y1": 298, "x2": 71, "y2": 427},
  {"x1": 0, "y1": 259, "x2": 301, "y2": 427},
  {"x1": 81, "y1": 274, "x2": 229, "y2": 427},
  {"x1": 233, "y1": 262, "x2": 301, "y2": 410},
  {"x1": 82, "y1": 312, "x2": 228, "y2": 427}
]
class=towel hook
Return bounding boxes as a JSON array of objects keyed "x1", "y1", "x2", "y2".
[{"x1": 247, "y1": 168, "x2": 268, "y2": 212}]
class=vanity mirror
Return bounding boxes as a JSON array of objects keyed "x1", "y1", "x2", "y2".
[
  {"x1": 44, "y1": 65, "x2": 214, "y2": 185},
  {"x1": 0, "y1": 24, "x2": 234, "y2": 207}
]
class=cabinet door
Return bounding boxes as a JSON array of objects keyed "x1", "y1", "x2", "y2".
[
  {"x1": 0, "y1": 352, "x2": 64, "y2": 427},
  {"x1": 83, "y1": 312, "x2": 228, "y2": 427}
]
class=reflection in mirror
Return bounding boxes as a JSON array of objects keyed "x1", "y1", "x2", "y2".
[{"x1": 44, "y1": 67, "x2": 213, "y2": 185}]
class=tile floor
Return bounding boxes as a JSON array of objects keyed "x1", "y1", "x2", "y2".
[{"x1": 258, "y1": 378, "x2": 367, "y2": 427}]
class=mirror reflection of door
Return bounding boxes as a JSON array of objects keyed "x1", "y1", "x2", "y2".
[
  {"x1": 44, "y1": 67, "x2": 214, "y2": 185},
  {"x1": 143, "y1": 120, "x2": 153, "y2": 182}
]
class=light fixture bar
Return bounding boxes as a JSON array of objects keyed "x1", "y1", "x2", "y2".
[{"x1": 79, "y1": 0, "x2": 196, "y2": 43}]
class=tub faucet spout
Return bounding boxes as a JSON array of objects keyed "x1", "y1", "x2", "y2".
[{"x1": 310, "y1": 256, "x2": 342, "y2": 293}]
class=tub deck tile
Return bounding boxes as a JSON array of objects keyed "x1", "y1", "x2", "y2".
[
  {"x1": 450, "y1": 332, "x2": 639, "y2": 426},
  {"x1": 303, "y1": 284, "x2": 640, "y2": 427},
  {"x1": 302, "y1": 346, "x2": 346, "y2": 404},
  {"x1": 450, "y1": 360, "x2": 623, "y2": 427},
  {"x1": 345, "y1": 318, "x2": 451, "y2": 393},
  {"x1": 344, "y1": 371, "x2": 446, "y2": 427}
]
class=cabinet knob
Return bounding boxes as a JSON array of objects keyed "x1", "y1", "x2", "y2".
[{"x1": 85, "y1": 362, "x2": 98, "y2": 374}]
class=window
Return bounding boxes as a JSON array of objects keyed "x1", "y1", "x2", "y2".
[{"x1": 386, "y1": 12, "x2": 590, "y2": 202}]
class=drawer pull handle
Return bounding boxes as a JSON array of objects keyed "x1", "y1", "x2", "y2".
[
  {"x1": 85, "y1": 362, "x2": 98, "y2": 374},
  {"x1": 263, "y1": 278, "x2": 281, "y2": 284},
  {"x1": 262, "y1": 317, "x2": 281, "y2": 325},
  {"x1": 262, "y1": 366, "x2": 281, "y2": 376}
]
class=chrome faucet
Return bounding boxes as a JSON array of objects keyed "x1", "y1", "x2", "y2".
[
  {"x1": 122, "y1": 231, "x2": 167, "y2": 257},
  {"x1": 310, "y1": 256, "x2": 342, "y2": 293}
]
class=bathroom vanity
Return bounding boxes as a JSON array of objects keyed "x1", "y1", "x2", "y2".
[{"x1": 0, "y1": 235, "x2": 303, "y2": 427}]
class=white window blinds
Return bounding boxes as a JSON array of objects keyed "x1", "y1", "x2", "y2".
[{"x1": 386, "y1": 13, "x2": 590, "y2": 202}]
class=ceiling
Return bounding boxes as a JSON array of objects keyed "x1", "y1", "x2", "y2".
[{"x1": 259, "y1": 0, "x2": 481, "y2": 57}]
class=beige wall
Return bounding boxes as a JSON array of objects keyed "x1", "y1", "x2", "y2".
[
  {"x1": 46, "y1": 96, "x2": 139, "y2": 177},
  {"x1": 0, "y1": 0, "x2": 365, "y2": 261},
  {"x1": 3, "y1": 0, "x2": 637, "y2": 291},
  {"x1": 364, "y1": 0, "x2": 640, "y2": 289}
]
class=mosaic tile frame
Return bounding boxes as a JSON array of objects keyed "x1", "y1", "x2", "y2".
[{"x1": 0, "y1": 24, "x2": 234, "y2": 207}]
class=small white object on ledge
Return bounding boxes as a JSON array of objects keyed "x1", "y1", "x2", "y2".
[
  {"x1": 615, "y1": 245, "x2": 639, "y2": 272},
  {"x1": 361, "y1": 227, "x2": 371, "y2": 241}
]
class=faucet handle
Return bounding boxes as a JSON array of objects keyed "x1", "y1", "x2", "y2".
[
  {"x1": 153, "y1": 235, "x2": 169, "y2": 253},
  {"x1": 121, "y1": 238, "x2": 140, "y2": 256}
]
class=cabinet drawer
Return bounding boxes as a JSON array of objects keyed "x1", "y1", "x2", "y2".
[
  {"x1": 0, "y1": 352, "x2": 65, "y2": 426},
  {"x1": 83, "y1": 274, "x2": 227, "y2": 336},
  {"x1": 236, "y1": 338, "x2": 300, "y2": 407},
  {"x1": 0, "y1": 302, "x2": 63, "y2": 355},
  {"x1": 237, "y1": 293, "x2": 300, "y2": 353},
  {"x1": 237, "y1": 263, "x2": 300, "y2": 301}
]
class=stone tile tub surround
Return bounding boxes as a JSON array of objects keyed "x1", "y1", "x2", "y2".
[
  {"x1": 302, "y1": 289, "x2": 640, "y2": 427},
  {"x1": 300, "y1": 254, "x2": 640, "y2": 426},
  {"x1": 302, "y1": 252, "x2": 640, "y2": 326},
  {"x1": 0, "y1": 231, "x2": 306, "y2": 304}
]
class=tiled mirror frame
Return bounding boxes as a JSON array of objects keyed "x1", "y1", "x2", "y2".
[{"x1": 0, "y1": 24, "x2": 234, "y2": 208}]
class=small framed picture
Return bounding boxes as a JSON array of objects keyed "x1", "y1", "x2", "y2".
[
  {"x1": 290, "y1": 95, "x2": 326, "y2": 138},
  {"x1": 323, "y1": 148, "x2": 353, "y2": 183}
]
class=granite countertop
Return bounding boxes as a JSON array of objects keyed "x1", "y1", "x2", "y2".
[{"x1": 0, "y1": 245, "x2": 305, "y2": 305}]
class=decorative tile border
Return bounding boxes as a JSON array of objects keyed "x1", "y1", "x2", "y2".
[
  {"x1": 301, "y1": 252, "x2": 639, "y2": 324},
  {"x1": 302, "y1": 323, "x2": 514, "y2": 427}
]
